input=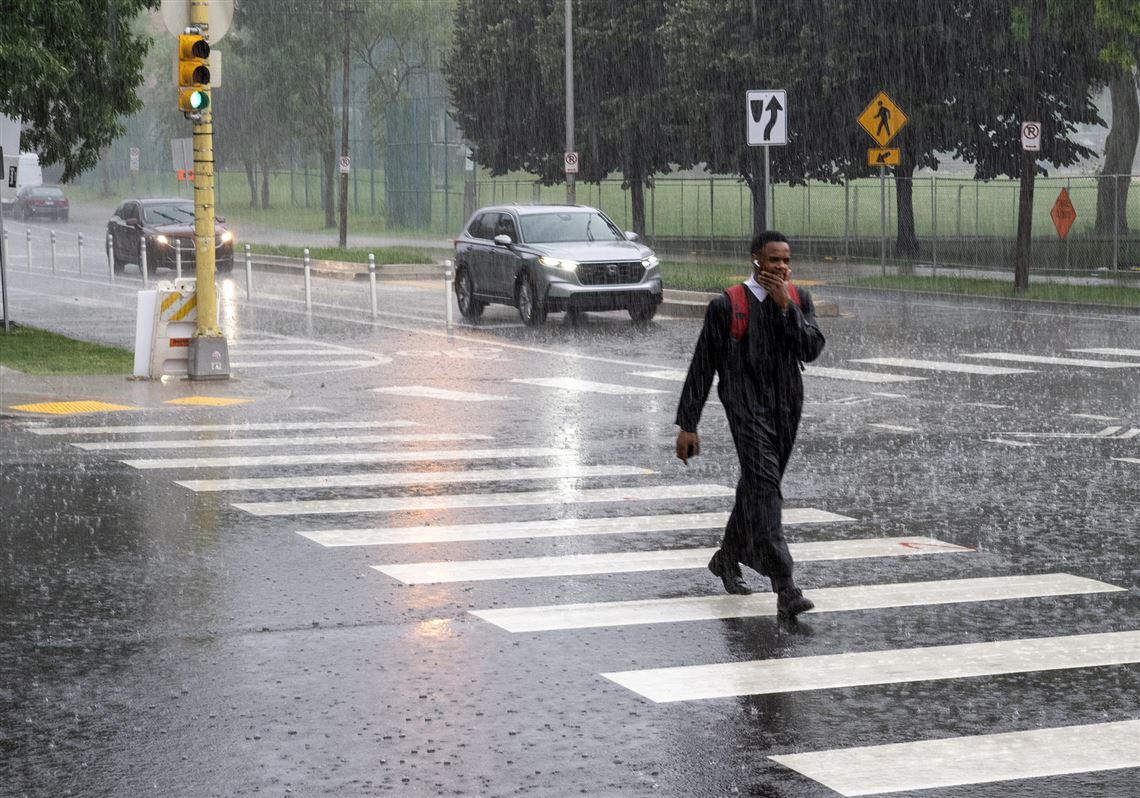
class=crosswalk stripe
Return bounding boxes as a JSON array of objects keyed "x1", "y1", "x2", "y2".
[
  {"x1": 1113, "y1": 457, "x2": 1140, "y2": 465},
  {"x1": 74, "y1": 432, "x2": 491, "y2": 451},
  {"x1": 372, "y1": 386, "x2": 514, "y2": 401},
  {"x1": 297, "y1": 508, "x2": 853, "y2": 547},
  {"x1": 120, "y1": 446, "x2": 570, "y2": 470},
  {"x1": 1069, "y1": 347, "x2": 1140, "y2": 357},
  {"x1": 175, "y1": 464, "x2": 654, "y2": 492},
  {"x1": 471, "y1": 573, "x2": 1123, "y2": 632},
  {"x1": 372, "y1": 537, "x2": 970, "y2": 584},
  {"x1": 231, "y1": 360, "x2": 385, "y2": 368},
  {"x1": 769, "y1": 719, "x2": 1140, "y2": 797},
  {"x1": 601, "y1": 630, "x2": 1140, "y2": 703},
  {"x1": 849, "y1": 357, "x2": 1035, "y2": 375},
  {"x1": 227, "y1": 349, "x2": 351, "y2": 355},
  {"x1": 512, "y1": 377, "x2": 668, "y2": 395},
  {"x1": 805, "y1": 366, "x2": 925, "y2": 383},
  {"x1": 629, "y1": 369, "x2": 687, "y2": 381},
  {"x1": 965, "y1": 352, "x2": 1140, "y2": 369},
  {"x1": 235, "y1": 483, "x2": 734, "y2": 518},
  {"x1": 29, "y1": 420, "x2": 418, "y2": 436}
]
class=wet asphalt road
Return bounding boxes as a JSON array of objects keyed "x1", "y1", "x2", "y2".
[{"x1": 1, "y1": 245, "x2": 1138, "y2": 797}]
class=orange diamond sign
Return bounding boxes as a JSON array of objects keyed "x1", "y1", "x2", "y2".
[{"x1": 1050, "y1": 188, "x2": 1077, "y2": 241}]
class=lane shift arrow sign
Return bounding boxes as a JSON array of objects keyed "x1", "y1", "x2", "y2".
[
  {"x1": 746, "y1": 90, "x2": 788, "y2": 147},
  {"x1": 763, "y1": 96, "x2": 783, "y2": 141}
]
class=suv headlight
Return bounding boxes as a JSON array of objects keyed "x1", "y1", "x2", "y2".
[
  {"x1": 221, "y1": 231, "x2": 234, "y2": 244},
  {"x1": 154, "y1": 234, "x2": 169, "y2": 246},
  {"x1": 641, "y1": 255, "x2": 659, "y2": 268},
  {"x1": 539, "y1": 255, "x2": 578, "y2": 270}
]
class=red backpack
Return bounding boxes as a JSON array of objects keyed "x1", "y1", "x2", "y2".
[{"x1": 726, "y1": 282, "x2": 801, "y2": 341}]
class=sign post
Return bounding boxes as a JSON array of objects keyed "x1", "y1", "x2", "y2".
[
  {"x1": 858, "y1": 91, "x2": 908, "y2": 273},
  {"x1": 746, "y1": 89, "x2": 787, "y2": 230}
]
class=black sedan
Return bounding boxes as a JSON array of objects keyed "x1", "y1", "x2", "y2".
[
  {"x1": 12, "y1": 185, "x2": 69, "y2": 222},
  {"x1": 107, "y1": 197, "x2": 234, "y2": 276}
]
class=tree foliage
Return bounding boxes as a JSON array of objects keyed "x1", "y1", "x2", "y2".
[{"x1": 0, "y1": 0, "x2": 160, "y2": 181}]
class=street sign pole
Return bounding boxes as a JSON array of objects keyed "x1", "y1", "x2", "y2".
[
  {"x1": 879, "y1": 165, "x2": 886, "y2": 275},
  {"x1": 764, "y1": 146, "x2": 771, "y2": 230}
]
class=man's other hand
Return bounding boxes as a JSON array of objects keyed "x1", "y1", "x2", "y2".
[{"x1": 675, "y1": 430, "x2": 700, "y2": 464}]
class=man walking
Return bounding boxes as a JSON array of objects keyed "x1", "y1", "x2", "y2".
[{"x1": 674, "y1": 231, "x2": 825, "y2": 618}]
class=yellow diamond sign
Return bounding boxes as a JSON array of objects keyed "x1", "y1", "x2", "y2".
[{"x1": 858, "y1": 91, "x2": 907, "y2": 147}]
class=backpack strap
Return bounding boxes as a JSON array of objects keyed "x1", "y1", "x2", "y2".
[{"x1": 725, "y1": 283, "x2": 749, "y2": 341}]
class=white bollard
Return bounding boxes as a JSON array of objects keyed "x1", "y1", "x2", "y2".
[
  {"x1": 303, "y1": 247, "x2": 312, "y2": 311},
  {"x1": 244, "y1": 244, "x2": 253, "y2": 299},
  {"x1": 368, "y1": 253, "x2": 377, "y2": 319},
  {"x1": 140, "y1": 239, "x2": 148, "y2": 287},
  {"x1": 26, "y1": 229, "x2": 32, "y2": 271},
  {"x1": 444, "y1": 259, "x2": 454, "y2": 329},
  {"x1": 77, "y1": 232, "x2": 84, "y2": 276},
  {"x1": 50, "y1": 230, "x2": 56, "y2": 273},
  {"x1": 175, "y1": 239, "x2": 182, "y2": 280},
  {"x1": 107, "y1": 233, "x2": 115, "y2": 283}
]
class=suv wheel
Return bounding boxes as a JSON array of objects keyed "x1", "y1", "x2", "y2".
[
  {"x1": 517, "y1": 275, "x2": 547, "y2": 326},
  {"x1": 455, "y1": 267, "x2": 485, "y2": 319},
  {"x1": 629, "y1": 303, "x2": 657, "y2": 324}
]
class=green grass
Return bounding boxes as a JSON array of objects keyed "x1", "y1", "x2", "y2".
[
  {"x1": 0, "y1": 325, "x2": 133, "y2": 375},
  {"x1": 661, "y1": 261, "x2": 750, "y2": 292},
  {"x1": 846, "y1": 275, "x2": 1140, "y2": 307},
  {"x1": 246, "y1": 243, "x2": 441, "y2": 264}
]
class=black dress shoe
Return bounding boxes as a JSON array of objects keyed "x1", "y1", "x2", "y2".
[
  {"x1": 708, "y1": 553, "x2": 751, "y2": 595},
  {"x1": 776, "y1": 586, "x2": 814, "y2": 616}
]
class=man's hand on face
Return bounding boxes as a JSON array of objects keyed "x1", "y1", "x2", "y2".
[
  {"x1": 753, "y1": 241, "x2": 793, "y2": 310},
  {"x1": 675, "y1": 430, "x2": 700, "y2": 464},
  {"x1": 757, "y1": 271, "x2": 791, "y2": 309}
]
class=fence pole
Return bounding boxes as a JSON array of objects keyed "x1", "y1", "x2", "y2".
[
  {"x1": 77, "y1": 233, "x2": 84, "y2": 276},
  {"x1": 1113, "y1": 174, "x2": 1120, "y2": 271},
  {"x1": 368, "y1": 252, "x2": 378, "y2": 319},
  {"x1": 931, "y1": 175, "x2": 938, "y2": 276},
  {"x1": 1066, "y1": 178, "x2": 1072, "y2": 271},
  {"x1": 244, "y1": 244, "x2": 253, "y2": 299},
  {"x1": 650, "y1": 181, "x2": 656, "y2": 240},
  {"x1": 956, "y1": 184, "x2": 963, "y2": 239},
  {"x1": 107, "y1": 233, "x2": 115, "y2": 283},
  {"x1": 2, "y1": 231, "x2": 6, "y2": 272},
  {"x1": 844, "y1": 179, "x2": 850, "y2": 267},
  {"x1": 303, "y1": 247, "x2": 312, "y2": 311},
  {"x1": 709, "y1": 178, "x2": 715, "y2": 250},
  {"x1": 975, "y1": 183, "x2": 980, "y2": 269}
]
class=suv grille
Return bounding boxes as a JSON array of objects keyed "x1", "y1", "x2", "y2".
[{"x1": 577, "y1": 262, "x2": 643, "y2": 285}]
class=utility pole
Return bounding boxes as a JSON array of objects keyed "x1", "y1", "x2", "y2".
[
  {"x1": 338, "y1": 0, "x2": 356, "y2": 249},
  {"x1": 178, "y1": 4, "x2": 228, "y2": 379},
  {"x1": 1013, "y1": 0, "x2": 1045, "y2": 292},
  {"x1": 564, "y1": 0, "x2": 575, "y2": 205}
]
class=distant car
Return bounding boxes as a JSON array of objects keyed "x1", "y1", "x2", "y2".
[
  {"x1": 12, "y1": 185, "x2": 69, "y2": 222},
  {"x1": 453, "y1": 204, "x2": 663, "y2": 325},
  {"x1": 107, "y1": 197, "x2": 234, "y2": 276}
]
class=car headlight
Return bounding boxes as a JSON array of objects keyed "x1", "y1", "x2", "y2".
[
  {"x1": 220, "y1": 231, "x2": 234, "y2": 244},
  {"x1": 641, "y1": 255, "x2": 659, "y2": 268},
  {"x1": 539, "y1": 255, "x2": 578, "y2": 270},
  {"x1": 155, "y1": 234, "x2": 169, "y2": 245}
]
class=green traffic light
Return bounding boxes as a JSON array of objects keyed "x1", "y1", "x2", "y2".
[{"x1": 189, "y1": 90, "x2": 209, "y2": 111}]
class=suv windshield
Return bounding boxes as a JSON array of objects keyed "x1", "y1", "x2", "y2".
[
  {"x1": 143, "y1": 203, "x2": 194, "y2": 224},
  {"x1": 519, "y1": 211, "x2": 623, "y2": 243}
]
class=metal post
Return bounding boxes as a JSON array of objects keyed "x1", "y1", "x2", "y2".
[
  {"x1": 956, "y1": 184, "x2": 963, "y2": 238},
  {"x1": 50, "y1": 231, "x2": 57, "y2": 274},
  {"x1": 175, "y1": 239, "x2": 183, "y2": 280},
  {"x1": 975, "y1": 183, "x2": 980, "y2": 269},
  {"x1": 444, "y1": 258, "x2": 454, "y2": 329},
  {"x1": 2, "y1": 230, "x2": 7, "y2": 271},
  {"x1": 1112, "y1": 174, "x2": 1120, "y2": 271},
  {"x1": 764, "y1": 146, "x2": 772, "y2": 230},
  {"x1": 26, "y1": 229, "x2": 32, "y2": 271},
  {"x1": 843, "y1": 179, "x2": 850, "y2": 266},
  {"x1": 368, "y1": 252, "x2": 377, "y2": 319},
  {"x1": 931, "y1": 174, "x2": 938, "y2": 276},
  {"x1": 244, "y1": 243, "x2": 252, "y2": 299},
  {"x1": 564, "y1": 0, "x2": 575, "y2": 204},
  {"x1": 140, "y1": 239, "x2": 148, "y2": 288},
  {"x1": 879, "y1": 165, "x2": 886, "y2": 275},
  {"x1": 77, "y1": 233, "x2": 84, "y2": 276},
  {"x1": 303, "y1": 247, "x2": 312, "y2": 311}
]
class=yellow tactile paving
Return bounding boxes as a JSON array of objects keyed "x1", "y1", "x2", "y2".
[
  {"x1": 164, "y1": 396, "x2": 252, "y2": 407},
  {"x1": 8, "y1": 400, "x2": 137, "y2": 415}
]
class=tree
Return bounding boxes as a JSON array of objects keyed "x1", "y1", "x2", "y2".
[
  {"x1": 1093, "y1": 0, "x2": 1140, "y2": 235},
  {"x1": 0, "y1": 0, "x2": 160, "y2": 181}
]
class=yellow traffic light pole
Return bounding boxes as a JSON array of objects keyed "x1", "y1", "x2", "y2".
[{"x1": 180, "y1": 2, "x2": 229, "y2": 379}]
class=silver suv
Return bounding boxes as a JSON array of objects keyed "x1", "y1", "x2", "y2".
[{"x1": 452, "y1": 204, "x2": 663, "y2": 325}]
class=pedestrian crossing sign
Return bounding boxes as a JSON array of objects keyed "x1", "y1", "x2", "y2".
[{"x1": 858, "y1": 91, "x2": 907, "y2": 147}]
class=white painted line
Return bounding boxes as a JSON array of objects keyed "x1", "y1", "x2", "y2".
[
  {"x1": 1005, "y1": 426, "x2": 1123, "y2": 439},
  {"x1": 176, "y1": 464, "x2": 653, "y2": 492},
  {"x1": 237, "y1": 483, "x2": 735, "y2": 518},
  {"x1": 850, "y1": 357, "x2": 1035, "y2": 375},
  {"x1": 75, "y1": 432, "x2": 491, "y2": 452},
  {"x1": 870, "y1": 392, "x2": 907, "y2": 399},
  {"x1": 629, "y1": 369, "x2": 687, "y2": 382},
  {"x1": 372, "y1": 385, "x2": 513, "y2": 402},
  {"x1": 373, "y1": 537, "x2": 971, "y2": 584},
  {"x1": 298, "y1": 508, "x2": 852, "y2": 547},
  {"x1": 472, "y1": 573, "x2": 1124, "y2": 632},
  {"x1": 231, "y1": 359, "x2": 386, "y2": 368},
  {"x1": 227, "y1": 348, "x2": 352, "y2": 355},
  {"x1": 120, "y1": 446, "x2": 568, "y2": 470},
  {"x1": 30, "y1": 420, "x2": 418, "y2": 436},
  {"x1": 868, "y1": 423, "x2": 917, "y2": 433},
  {"x1": 1069, "y1": 347, "x2": 1140, "y2": 357},
  {"x1": 601, "y1": 630, "x2": 1140, "y2": 703},
  {"x1": 512, "y1": 377, "x2": 668, "y2": 395},
  {"x1": 770, "y1": 720, "x2": 1140, "y2": 797},
  {"x1": 964, "y1": 352, "x2": 1140, "y2": 368},
  {"x1": 1115, "y1": 428, "x2": 1140, "y2": 439},
  {"x1": 1071, "y1": 413, "x2": 1121, "y2": 421},
  {"x1": 966, "y1": 402, "x2": 1012, "y2": 409},
  {"x1": 986, "y1": 438, "x2": 1039, "y2": 448},
  {"x1": 1113, "y1": 457, "x2": 1140, "y2": 465},
  {"x1": 805, "y1": 366, "x2": 925, "y2": 384}
]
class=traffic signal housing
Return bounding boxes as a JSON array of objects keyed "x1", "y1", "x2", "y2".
[{"x1": 177, "y1": 33, "x2": 211, "y2": 116}]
